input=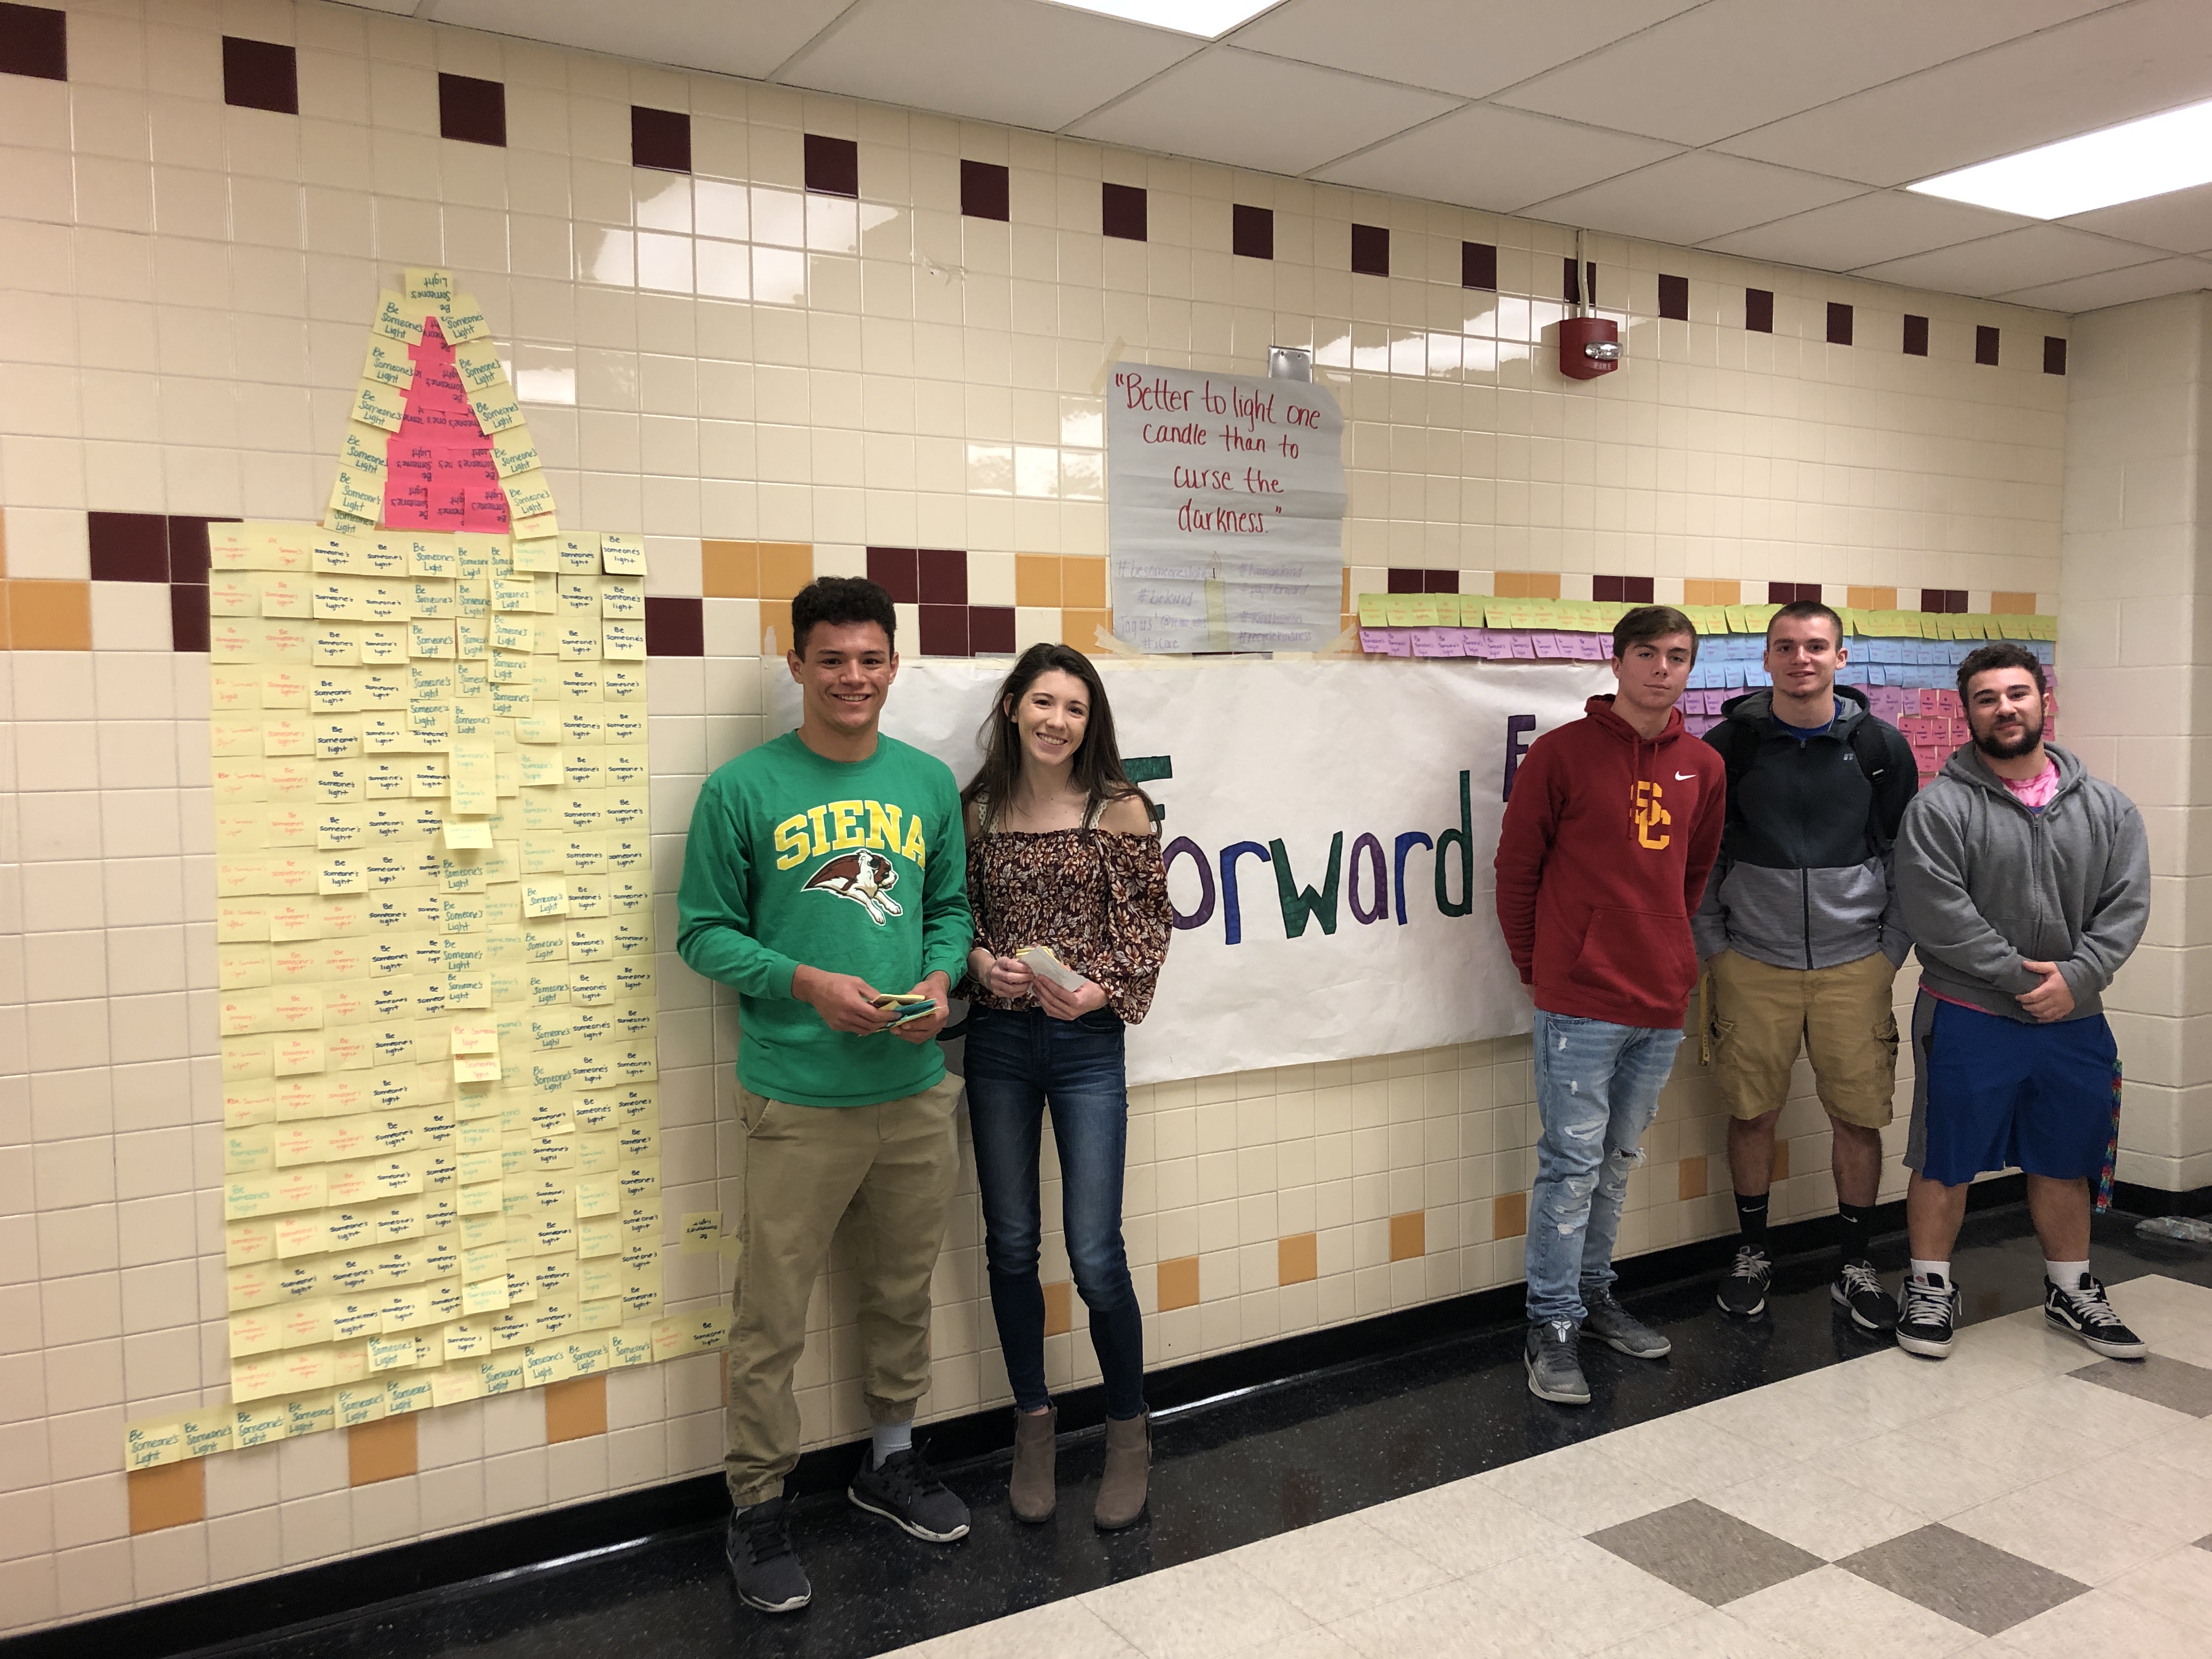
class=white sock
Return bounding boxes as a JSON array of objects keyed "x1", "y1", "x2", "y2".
[
  {"x1": 871, "y1": 1420, "x2": 912, "y2": 1468},
  {"x1": 1909, "y1": 1259, "x2": 1950, "y2": 1287},
  {"x1": 2045, "y1": 1259, "x2": 2090, "y2": 1293}
]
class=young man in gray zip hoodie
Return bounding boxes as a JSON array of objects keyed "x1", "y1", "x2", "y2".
[{"x1": 1893, "y1": 642, "x2": 2151, "y2": 1361}]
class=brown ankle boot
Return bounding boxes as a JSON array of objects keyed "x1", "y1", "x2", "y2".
[
  {"x1": 1094, "y1": 1410, "x2": 1149, "y2": 1531},
  {"x1": 1009, "y1": 1406, "x2": 1057, "y2": 1522}
]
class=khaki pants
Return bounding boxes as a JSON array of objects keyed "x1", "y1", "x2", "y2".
[
  {"x1": 725, "y1": 1073, "x2": 962, "y2": 1506},
  {"x1": 1706, "y1": 949, "x2": 1900, "y2": 1130}
]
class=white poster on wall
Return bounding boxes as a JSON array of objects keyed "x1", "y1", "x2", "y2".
[
  {"x1": 770, "y1": 657, "x2": 1609, "y2": 1084},
  {"x1": 1105, "y1": 364, "x2": 1346, "y2": 654}
]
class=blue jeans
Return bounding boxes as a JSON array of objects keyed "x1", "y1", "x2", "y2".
[
  {"x1": 1525, "y1": 1011, "x2": 1684, "y2": 1326},
  {"x1": 963, "y1": 1005, "x2": 1147, "y2": 1421}
]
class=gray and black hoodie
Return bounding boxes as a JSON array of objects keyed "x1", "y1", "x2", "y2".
[{"x1": 1692, "y1": 685, "x2": 1918, "y2": 970}]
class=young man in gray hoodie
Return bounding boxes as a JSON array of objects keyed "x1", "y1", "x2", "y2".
[{"x1": 1893, "y1": 642, "x2": 2151, "y2": 1361}]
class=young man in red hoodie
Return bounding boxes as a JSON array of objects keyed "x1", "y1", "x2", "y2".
[{"x1": 1495, "y1": 605, "x2": 1725, "y2": 1404}]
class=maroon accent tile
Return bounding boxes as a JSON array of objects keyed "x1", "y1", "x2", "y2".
[
  {"x1": 438, "y1": 72, "x2": 505, "y2": 146},
  {"x1": 969, "y1": 605, "x2": 1016, "y2": 654},
  {"x1": 631, "y1": 106, "x2": 690, "y2": 174},
  {"x1": 1102, "y1": 181, "x2": 1147, "y2": 242},
  {"x1": 1423, "y1": 570, "x2": 1458, "y2": 595},
  {"x1": 1462, "y1": 241, "x2": 1496, "y2": 292},
  {"x1": 1350, "y1": 223, "x2": 1389, "y2": 278},
  {"x1": 865, "y1": 546, "x2": 919, "y2": 604},
  {"x1": 1593, "y1": 575, "x2": 1655, "y2": 604},
  {"x1": 170, "y1": 584, "x2": 208, "y2": 653},
  {"x1": 2044, "y1": 335, "x2": 2067, "y2": 376},
  {"x1": 1826, "y1": 302, "x2": 1853, "y2": 346},
  {"x1": 1744, "y1": 288, "x2": 1774, "y2": 334},
  {"x1": 961, "y1": 160, "x2": 1009, "y2": 222},
  {"x1": 1769, "y1": 581, "x2": 1822, "y2": 605},
  {"x1": 1234, "y1": 204, "x2": 1274, "y2": 261},
  {"x1": 88, "y1": 512, "x2": 170, "y2": 582},
  {"x1": 0, "y1": 2, "x2": 66, "y2": 80},
  {"x1": 804, "y1": 133, "x2": 859, "y2": 198},
  {"x1": 1921, "y1": 588, "x2": 1967, "y2": 614},
  {"x1": 1903, "y1": 313, "x2": 1929, "y2": 356},
  {"x1": 1593, "y1": 575, "x2": 1621, "y2": 602},
  {"x1": 1563, "y1": 259, "x2": 1594, "y2": 306},
  {"x1": 1385, "y1": 568, "x2": 1424, "y2": 594},
  {"x1": 1976, "y1": 325, "x2": 2000, "y2": 367},
  {"x1": 1657, "y1": 274, "x2": 1689, "y2": 321},
  {"x1": 917, "y1": 548, "x2": 968, "y2": 605},
  {"x1": 918, "y1": 603, "x2": 969, "y2": 657},
  {"x1": 167, "y1": 516, "x2": 236, "y2": 585},
  {"x1": 222, "y1": 36, "x2": 297, "y2": 115},
  {"x1": 644, "y1": 595, "x2": 704, "y2": 656},
  {"x1": 1622, "y1": 577, "x2": 1655, "y2": 605}
]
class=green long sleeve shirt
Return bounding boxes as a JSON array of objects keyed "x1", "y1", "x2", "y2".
[{"x1": 677, "y1": 731, "x2": 973, "y2": 1107}]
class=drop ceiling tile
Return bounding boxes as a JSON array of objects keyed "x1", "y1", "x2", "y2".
[
  {"x1": 775, "y1": 0, "x2": 1200, "y2": 134},
  {"x1": 1996, "y1": 256, "x2": 2212, "y2": 312},
  {"x1": 1854, "y1": 224, "x2": 2173, "y2": 297},
  {"x1": 1702, "y1": 189, "x2": 2032, "y2": 269},
  {"x1": 2063, "y1": 181, "x2": 2212, "y2": 256},
  {"x1": 1522, "y1": 151, "x2": 1863, "y2": 247},
  {"x1": 1717, "y1": 0, "x2": 2212, "y2": 185},
  {"x1": 1312, "y1": 103, "x2": 1678, "y2": 213},
  {"x1": 1068, "y1": 46, "x2": 1458, "y2": 176},
  {"x1": 430, "y1": 0, "x2": 859, "y2": 82},
  {"x1": 1228, "y1": 0, "x2": 1700, "y2": 101},
  {"x1": 1492, "y1": 0, "x2": 2109, "y2": 147}
]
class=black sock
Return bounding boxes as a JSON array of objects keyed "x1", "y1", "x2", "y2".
[
  {"x1": 1837, "y1": 1203, "x2": 1873, "y2": 1265},
  {"x1": 1734, "y1": 1192, "x2": 1769, "y2": 1251}
]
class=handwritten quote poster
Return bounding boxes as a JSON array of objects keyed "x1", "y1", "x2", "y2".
[{"x1": 1106, "y1": 364, "x2": 1346, "y2": 653}]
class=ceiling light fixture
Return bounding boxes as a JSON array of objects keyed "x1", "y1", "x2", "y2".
[
  {"x1": 1045, "y1": 0, "x2": 1278, "y2": 41},
  {"x1": 1909, "y1": 96, "x2": 2212, "y2": 220}
]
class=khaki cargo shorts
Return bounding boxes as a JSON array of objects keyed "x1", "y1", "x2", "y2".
[{"x1": 1706, "y1": 948, "x2": 1901, "y2": 1129}]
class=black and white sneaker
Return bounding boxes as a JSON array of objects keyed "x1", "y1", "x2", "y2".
[
  {"x1": 1832, "y1": 1260, "x2": 1900, "y2": 1333},
  {"x1": 1895, "y1": 1272, "x2": 1957, "y2": 1358},
  {"x1": 726, "y1": 1497, "x2": 811, "y2": 1615},
  {"x1": 1716, "y1": 1244, "x2": 1771, "y2": 1317},
  {"x1": 2045, "y1": 1273, "x2": 2148, "y2": 1359},
  {"x1": 849, "y1": 1446, "x2": 972, "y2": 1543},
  {"x1": 1525, "y1": 1319, "x2": 1590, "y2": 1405}
]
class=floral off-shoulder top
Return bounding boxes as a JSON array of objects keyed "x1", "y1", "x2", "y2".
[{"x1": 961, "y1": 806, "x2": 1172, "y2": 1024}]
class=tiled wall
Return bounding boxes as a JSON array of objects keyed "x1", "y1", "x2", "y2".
[{"x1": 0, "y1": 0, "x2": 2078, "y2": 1634}]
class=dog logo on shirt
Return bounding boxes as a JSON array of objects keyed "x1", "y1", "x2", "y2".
[
  {"x1": 803, "y1": 849, "x2": 905, "y2": 926},
  {"x1": 1633, "y1": 781, "x2": 1672, "y2": 851}
]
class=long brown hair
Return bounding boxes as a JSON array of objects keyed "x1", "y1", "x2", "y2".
[{"x1": 961, "y1": 644, "x2": 1149, "y2": 830}]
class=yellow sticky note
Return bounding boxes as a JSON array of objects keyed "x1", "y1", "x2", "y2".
[
  {"x1": 405, "y1": 266, "x2": 455, "y2": 311},
  {"x1": 439, "y1": 292, "x2": 488, "y2": 343},
  {"x1": 678, "y1": 1211, "x2": 724, "y2": 1255},
  {"x1": 352, "y1": 380, "x2": 407, "y2": 433},
  {"x1": 453, "y1": 1053, "x2": 501, "y2": 1085},
  {"x1": 374, "y1": 290, "x2": 426, "y2": 346},
  {"x1": 599, "y1": 534, "x2": 646, "y2": 576},
  {"x1": 443, "y1": 818, "x2": 493, "y2": 850}
]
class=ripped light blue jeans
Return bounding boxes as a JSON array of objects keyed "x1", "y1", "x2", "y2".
[{"x1": 1525, "y1": 1011, "x2": 1684, "y2": 1326}]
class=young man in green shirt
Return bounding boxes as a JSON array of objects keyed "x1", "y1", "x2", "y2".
[{"x1": 678, "y1": 577, "x2": 974, "y2": 1615}]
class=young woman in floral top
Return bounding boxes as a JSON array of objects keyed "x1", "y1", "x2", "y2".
[{"x1": 960, "y1": 643, "x2": 1171, "y2": 1531}]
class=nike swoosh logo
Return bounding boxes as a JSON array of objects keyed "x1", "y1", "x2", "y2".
[{"x1": 1674, "y1": 771, "x2": 1696, "y2": 781}]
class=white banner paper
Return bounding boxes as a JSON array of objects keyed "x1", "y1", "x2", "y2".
[
  {"x1": 770, "y1": 658, "x2": 1609, "y2": 1084},
  {"x1": 1105, "y1": 364, "x2": 1345, "y2": 654}
]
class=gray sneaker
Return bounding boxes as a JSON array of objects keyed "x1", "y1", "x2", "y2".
[
  {"x1": 1583, "y1": 1290, "x2": 1672, "y2": 1359},
  {"x1": 1525, "y1": 1319, "x2": 1590, "y2": 1404}
]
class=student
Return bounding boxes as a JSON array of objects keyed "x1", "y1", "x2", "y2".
[
  {"x1": 960, "y1": 644, "x2": 1171, "y2": 1530},
  {"x1": 1696, "y1": 601, "x2": 1918, "y2": 1330},
  {"x1": 676, "y1": 577, "x2": 975, "y2": 1615},
  {"x1": 1893, "y1": 642, "x2": 2150, "y2": 1361},
  {"x1": 1495, "y1": 605, "x2": 1726, "y2": 1405}
]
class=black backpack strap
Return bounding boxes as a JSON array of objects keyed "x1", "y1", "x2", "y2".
[{"x1": 1843, "y1": 715, "x2": 1900, "y2": 854}]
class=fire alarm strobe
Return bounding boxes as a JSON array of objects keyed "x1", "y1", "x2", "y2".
[{"x1": 1560, "y1": 314, "x2": 1620, "y2": 380}]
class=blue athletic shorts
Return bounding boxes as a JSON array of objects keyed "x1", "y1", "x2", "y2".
[{"x1": 1904, "y1": 990, "x2": 2118, "y2": 1186}]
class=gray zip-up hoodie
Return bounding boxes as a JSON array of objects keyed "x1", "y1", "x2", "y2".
[{"x1": 1894, "y1": 742, "x2": 2149, "y2": 1023}]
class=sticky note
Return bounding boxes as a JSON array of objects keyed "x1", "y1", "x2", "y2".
[
  {"x1": 599, "y1": 534, "x2": 646, "y2": 575},
  {"x1": 439, "y1": 292, "x2": 489, "y2": 343},
  {"x1": 352, "y1": 380, "x2": 407, "y2": 433},
  {"x1": 678, "y1": 1212, "x2": 724, "y2": 1255}
]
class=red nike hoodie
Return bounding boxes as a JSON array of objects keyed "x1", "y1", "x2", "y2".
[{"x1": 1494, "y1": 695, "x2": 1725, "y2": 1029}]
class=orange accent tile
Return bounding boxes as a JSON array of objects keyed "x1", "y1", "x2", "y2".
[
  {"x1": 1277, "y1": 1233, "x2": 1318, "y2": 1286},
  {"x1": 348, "y1": 1414, "x2": 417, "y2": 1486},
  {"x1": 7, "y1": 579, "x2": 91, "y2": 650},
  {"x1": 1678, "y1": 1157, "x2": 1708, "y2": 1201},
  {"x1": 1493, "y1": 1191, "x2": 1528, "y2": 1240},
  {"x1": 1015, "y1": 554, "x2": 1062, "y2": 608},
  {"x1": 545, "y1": 1374, "x2": 608, "y2": 1444},
  {"x1": 757, "y1": 543, "x2": 815, "y2": 602},
  {"x1": 1389, "y1": 1211, "x2": 1425, "y2": 1262},
  {"x1": 1155, "y1": 1255, "x2": 1200, "y2": 1312},
  {"x1": 1847, "y1": 585, "x2": 1898, "y2": 612},
  {"x1": 1684, "y1": 579, "x2": 1741, "y2": 607},
  {"x1": 128, "y1": 1458, "x2": 205, "y2": 1534},
  {"x1": 0, "y1": 582, "x2": 11, "y2": 649},
  {"x1": 1042, "y1": 1280, "x2": 1073, "y2": 1338},
  {"x1": 702, "y1": 540, "x2": 760, "y2": 599},
  {"x1": 1991, "y1": 590, "x2": 2036, "y2": 616},
  {"x1": 760, "y1": 600, "x2": 794, "y2": 655},
  {"x1": 1060, "y1": 557, "x2": 1108, "y2": 610},
  {"x1": 1494, "y1": 571, "x2": 1561, "y2": 601},
  {"x1": 1771, "y1": 1139, "x2": 1791, "y2": 1183},
  {"x1": 1062, "y1": 608, "x2": 1112, "y2": 652}
]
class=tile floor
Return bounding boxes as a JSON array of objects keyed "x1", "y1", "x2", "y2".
[{"x1": 888, "y1": 1276, "x2": 2212, "y2": 1659}]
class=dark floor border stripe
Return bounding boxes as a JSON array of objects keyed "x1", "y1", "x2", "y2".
[{"x1": 13, "y1": 1176, "x2": 2201, "y2": 1659}]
